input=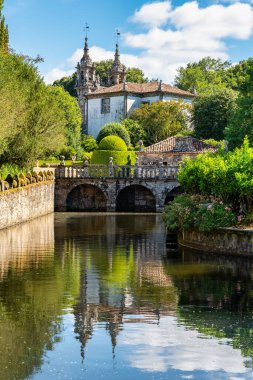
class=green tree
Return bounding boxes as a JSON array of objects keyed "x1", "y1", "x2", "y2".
[
  {"x1": 48, "y1": 86, "x2": 82, "y2": 153},
  {"x1": 130, "y1": 101, "x2": 191, "y2": 146},
  {"x1": 126, "y1": 67, "x2": 148, "y2": 83},
  {"x1": 225, "y1": 59, "x2": 253, "y2": 149},
  {"x1": 193, "y1": 88, "x2": 236, "y2": 140},
  {"x1": 178, "y1": 138, "x2": 253, "y2": 212},
  {"x1": 175, "y1": 57, "x2": 232, "y2": 94},
  {"x1": 5, "y1": 84, "x2": 66, "y2": 166},
  {"x1": 95, "y1": 59, "x2": 113, "y2": 86},
  {"x1": 226, "y1": 58, "x2": 253, "y2": 91},
  {"x1": 121, "y1": 118, "x2": 146, "y2": 146},
  {"x1": 81, "y1": 134, "x2": 98, "y2": 152},
  {"x1": 53, "y1": 73, "x2": 77, "y2": 97},
  {"x1": 96, "y1": 122, "x2": 131, "y2": 146},
  {"x1": 0, "y1": 0, "x2": 9, "y2": 53},
  {"x1": 0, "y1": 54, "x2": 66, "y2": 166}
]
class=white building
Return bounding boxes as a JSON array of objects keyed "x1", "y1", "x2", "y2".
[{"x1": 75, "y1": 38, "x2": 195, "y2": 138}]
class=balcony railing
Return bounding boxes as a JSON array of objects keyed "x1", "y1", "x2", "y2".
[{"x1": 55, "y1": 161, "x2": 179, "y2": 180}]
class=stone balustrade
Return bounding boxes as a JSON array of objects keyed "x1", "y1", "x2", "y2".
[{"x1": 55, "y1": 161, "x2": 179, "y2": 180}]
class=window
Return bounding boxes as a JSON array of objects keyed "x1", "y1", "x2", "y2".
[{"x1": 101, "y1": 98, "x2": 110, "y2": 114}]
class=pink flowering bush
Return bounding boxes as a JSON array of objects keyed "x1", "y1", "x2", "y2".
[{"x1": 163, "y1": 195, "x2": 236, "y2": 232}]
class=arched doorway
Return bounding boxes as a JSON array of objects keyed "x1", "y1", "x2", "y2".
[
  {"x1": 116, "y1": 185, "x2": 156, "y2": 212},
  {"x1": 164, "y1": 186, "x2": 183, "y2": 205},
  {"x1": 66, "y1": 184, "x2": 107, "y2": 211}
]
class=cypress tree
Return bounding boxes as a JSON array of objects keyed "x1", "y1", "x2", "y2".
[{"x1": 0, "y1": 0, "x2": 9, "y2": 53}]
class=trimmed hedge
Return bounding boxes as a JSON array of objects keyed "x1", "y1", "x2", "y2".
[
  {"x1": 91, "y1": 150, "x2": 136, "y2": 165},
  {"x1": 99, "y1": 136, "x2": 127, "y2": 151},
  {"x1": 96, "y1": 123, "x2": 131, "y2": 146}
]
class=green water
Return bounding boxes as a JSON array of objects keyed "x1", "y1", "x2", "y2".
[{"x1": 0, "y1": 213, "x2": 253, "y2": 380}]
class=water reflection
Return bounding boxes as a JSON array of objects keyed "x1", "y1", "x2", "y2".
[{"x1": 0, "y1": 214, "x2": 253, "y2": 379}]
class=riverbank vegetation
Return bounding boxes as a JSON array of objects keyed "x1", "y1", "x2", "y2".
[{"x1": 163, "y1": 139, "x2": 253, "y2": 231}]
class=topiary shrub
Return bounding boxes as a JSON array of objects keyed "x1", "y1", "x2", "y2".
[
  {"x1": 96, "y1": 123, "x2": 131, "y2": 146},
  {"x1": 99, "y1": 136, "x2": 127, "y2": 151},
  {"x1": 91, "y1": 150, "x2": 136, "y2": 166}
]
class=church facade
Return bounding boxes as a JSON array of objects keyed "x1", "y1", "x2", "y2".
[{"x1": 75, "y1": 37, "x2": 195, "y2": 138}]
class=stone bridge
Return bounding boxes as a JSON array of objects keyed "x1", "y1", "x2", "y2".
[{"x1": 54, "y1": 163, "x2": 181, "y2": 213}]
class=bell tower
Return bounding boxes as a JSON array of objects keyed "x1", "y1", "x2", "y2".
[
  {"x1": 108, "y1": 31, "x2": 126, "y2": 86},
  {"x1": 75, "y1": 25, "x2": 100, "y2": 130}
]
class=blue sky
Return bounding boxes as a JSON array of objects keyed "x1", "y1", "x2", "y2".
[{"x1": 4, "y1": 0, "x2": 253, "y2": 84}]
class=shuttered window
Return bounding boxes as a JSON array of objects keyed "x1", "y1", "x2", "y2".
[{"x1": 101, "y1": 98, "x2": 110, "y2": 114}]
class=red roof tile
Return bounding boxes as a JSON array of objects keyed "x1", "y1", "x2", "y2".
[
  {"x1": 88, "y1": 81, "x2": 195, "y2": 97},
  {"x1": 143, "y1": 136, "x2": 218, "y2": 153}
]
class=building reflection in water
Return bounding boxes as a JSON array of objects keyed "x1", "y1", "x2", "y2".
[
  {"x1": 55, "y1": 214, "x2": 178, "y2": 360},
  {"x1": 0, "y1": 214, "x2": 253, "y2": 379}
]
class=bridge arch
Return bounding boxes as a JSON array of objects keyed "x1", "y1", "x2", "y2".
[
  {"x1": 66, "y1": 184, "x2": 107, "y2": 212},
  {"x1": 164, "y1": 186, "x2": 183, "y2": 206},
  {"x1": 116, "y1": 185, "x2": 156, "y2": 212}
]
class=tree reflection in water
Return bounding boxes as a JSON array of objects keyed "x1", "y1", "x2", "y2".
[{"x1": 0, "y1": 214, "x2": 253, "y2": 379}]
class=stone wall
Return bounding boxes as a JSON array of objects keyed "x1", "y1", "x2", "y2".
[
  {"x1": 0, "y1": 181, "x2": 54, "y2": 230},
  {"x1": 178, "y1": 228, "x2": 253, "y2": 256},
  {"x1": 0, "y1": 213, "x2": 54, "y2": 279}
]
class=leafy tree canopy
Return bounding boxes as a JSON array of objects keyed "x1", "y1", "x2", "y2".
[
  {"x1": 0, "y1": 54, "x2": 67, "y2": 167},
  {"x1": 121, "y1": 119, "x2": 145, "y2": 147},
  {"x1": 0, "y1": 0, "x2": 9, "y2": 53},
  {"x1": 53, "y1": 73, "x2": 77, "y2": 98},
  {"x1": 193, "y1": 88, "x2": 236, "y2": 141},
  {"x1": 130, "y1": 101, "x2": 191, "y2": 146},
  {"x1": 48, "y1": 86, "x2": 82, "y2": 152},
  {"x1": 81, "y1": 135, "x2": 98, "y2": 152},
  {"x1": 126, "y1": 67, "x2": 148, "y2": 83},
  {"x1": 178, "y1": 138, "x2": 253, "y2": 212},
  {"x1": 95, "y1": 59, "x2": 113, "y2": 86},
  {"x1": 225, "y1": 58, "x2": 253, "y2": 149}
]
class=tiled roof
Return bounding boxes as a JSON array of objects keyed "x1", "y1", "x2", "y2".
[
  {"x1": 88, "y1": 81, "x2": 195, "y2": 97},
  {"x1": 143, "y1": 136, "x2": 218, "y2": 153}
]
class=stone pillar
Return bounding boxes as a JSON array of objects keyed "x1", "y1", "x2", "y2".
[
  {"x1": 109, "y1": 157, "x2": 114, "y2": 177},
  {"x1": 134, "y1": 157, "x2": 139, "y2": 178},
  {"x1": 159, "y1": 158, "x2": 164, "y2": 180},
  {"x1": 83, "y1": 159, "x2": 89, "y2": 177}
]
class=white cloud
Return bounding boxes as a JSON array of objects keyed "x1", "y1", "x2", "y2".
[
  {"x1": 43, "y1": 68, "x2": 74, "y2": 84},
  {"x1": 43, "y1": 0, "x2": 253, "y2": 84},
  {"x1": 120, "y1": 316, "x2": 252, "y2": 375},
  {"x1": 131, "y1": 1, "x2": 172, "y2": 28}
]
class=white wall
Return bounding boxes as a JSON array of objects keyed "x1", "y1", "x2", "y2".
[
  {"x1": 87, "y1": 95, "x2": 125, "y2": 137},
  {"x1": 163, "y1": 95, "x2": 193, "y2": 104},
  {"x1": 127, "y1": 95, "x2": 161, "y2": 115},
  {"x1": 88, "y1": 93, "x2": 193, "y2": 137},
  {"x1": 127, "y1": 95, "x2": 142, "y2": 114}
]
